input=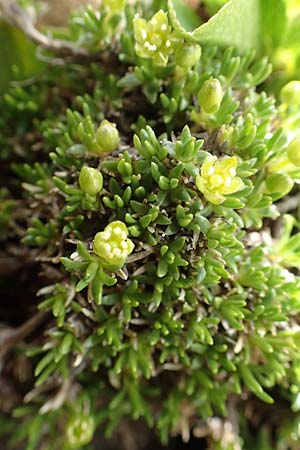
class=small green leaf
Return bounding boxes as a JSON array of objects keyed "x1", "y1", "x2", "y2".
[
  {"x1": 239, "y1": 363, "x2": 274, "y2": 404},
  {"x1": 61, "y1": 257, "x2": 88, "y2": 271},
  {"x1": 92, "y1": 277, "x2": 103, "y2": 305},
  {"x1": 157, "y1": 260, "x2": 168, "y2": 278},
  {"x1": 117, "y1": 72, "x2": 141, "y2": 88}
]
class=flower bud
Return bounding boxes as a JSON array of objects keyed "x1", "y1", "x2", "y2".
[
  {"x1": 174, "y1": 43, "x2": 201, "y2": 68},
  {"x1": 265, "y1": 173, "x2": 293, "y2": 198},
  {"x1": 287, "y1": 138, "x2": 300, "y2": 167},
  {"x1": 95, "y1": 120, "x2": 120, "y2": 153},
  {"x1": 66, "y1": 414, "x2": 94, "y2": 448},
  {"x1": 93, "y1": 221, "x2": 134, "y2": 267},
  {"x1": 79, "y1": 166, "x2": 103, "y2": 195},
  {"x1": 280, "y1": 81, "x2": 300, "y2": 105},
  {"x1": 198, "y1": 78, "x2": 223, "y2": 114},
  {"x1": 217, "y1": 125, "x2": 234, "y2": 146}
]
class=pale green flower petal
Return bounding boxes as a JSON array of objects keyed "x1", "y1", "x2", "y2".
[
  {"x1": 215, "y1": 156, "x2": 237, "y2": 174},
  {"x1": 205, "y1": 190, "x2": 225, "y2": 204},
  {"x1": 133, "y1": 10, "x2": 180, "y2": 67},
  {"x1": 222, "y1": 176, "x2": 244, "y2": 195},
  {"x1": 196, "y1": 155, "x2": 244, "y2": 204},
  {"x1": 201, "y1": 156, "x2": 216, "y2": 178}
]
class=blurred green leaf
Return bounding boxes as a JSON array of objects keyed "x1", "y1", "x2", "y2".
[
  {"x1": 0, "y1": 21, "x2": 43, "y2": 94},
  {"x1": 171, "y1": 0, "x2": 202, "y2": 31},
  {"x1": 260, "y1": 0, "x2": 287, "y2": 52},
  {"x1": 283, "y1": 13, "x2": 300, "y2": 47},
  {"x1": 203, "y1": 0, "x2": 229, "y2": 16}
]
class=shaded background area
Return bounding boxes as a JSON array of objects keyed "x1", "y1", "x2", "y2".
[{"x1": 38, "y1": 0, "x2": 100, "y2": 26}]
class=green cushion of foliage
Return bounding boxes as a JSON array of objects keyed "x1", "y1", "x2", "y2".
[{"x1": 1, "y1": 1, "x2": 300, "y2": 449}]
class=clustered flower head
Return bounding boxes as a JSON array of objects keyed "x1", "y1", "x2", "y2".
[
  {"x1": 93, "y1": 221, "x2": 134, "y2": 267},
  {"x1": 133, "y1": 10, "x2": 180, "y2": 66},
  {"x1": 66, "y1": 414, "x2": 95, "y2": 449},
  {"x1": 196, "y1": 155, "x2": 244, "y2": 204}
]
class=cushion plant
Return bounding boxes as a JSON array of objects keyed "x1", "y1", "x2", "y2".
[{"x1": 1, "y1": 1, "x2": 300, "y2": 449}]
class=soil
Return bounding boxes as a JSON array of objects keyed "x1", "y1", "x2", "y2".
[
  {"x1": 92, "y1": 422, "x2": 208, "y2": 450},
  {"x1": 38, "y1": 0, "x2": 100, "y2": 26}
]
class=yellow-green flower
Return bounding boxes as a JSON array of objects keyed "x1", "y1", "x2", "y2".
[
  {"x1": 133, "y1": 10, "x2": 179, "y2": 67},
  {"x1": 101, "y1": 0, "x2": 125, "y2": 14},
  {"x1": 196, "y1": 155, "x2": 244, "y2": 204},
  {"x1": 93, "y1": 221, "x2": 134, "y2": 267},
  {"x1": 66, "y1": 414, "x2": 94, "y2": 449}
]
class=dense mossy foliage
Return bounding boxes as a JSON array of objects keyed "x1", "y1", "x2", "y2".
[{"x1": 2, "y1": 1, "x2": 300, "y2": 449}]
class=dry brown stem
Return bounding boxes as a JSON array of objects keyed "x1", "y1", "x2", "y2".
[
  {"x1": 0, "y1": 310, "x2": 49, "y2": 361},
  {"x1": 0, "y1": 0, "x2": 88, "y2": 57}
]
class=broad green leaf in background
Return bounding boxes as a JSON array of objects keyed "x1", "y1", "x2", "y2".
[
  {"x1": 284, "y1": 15, "x2": 300, "y2": 47},
  {"x1": 260, "y1": 0, "x2": 287, "y2": 52},
  {"x1": 0, "y1": 22, "x2": 43, "y2": 94},
  {"x1": 193, "y1": 0, "x2": 260, "y2": 51},
  {"x1": 286, "y1": 0, "x2": 300, "y2": 17},
  {"x1": 203, "y1": 0, "x2": 229, "y2": 16},
  {"x1": 267, "y1": 0, "x2": 300, "y2": 94},
  {"x1": 171, "y1": 0, "x2": 202, "y2": 31},
  {"x1": 168, "y1": 0, "x2": 202, "y2": 41},
  {"x1": 168, "y1": 0, "x2": 261, "y2": 52}
]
